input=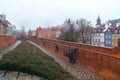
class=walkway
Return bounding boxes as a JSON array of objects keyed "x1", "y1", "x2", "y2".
[
  {"x1": 29, "y1": 41, "x2": 105, "y2": 80},
  {"x1": 0, "y1": 40, "x2": 21, "y2": 59}
]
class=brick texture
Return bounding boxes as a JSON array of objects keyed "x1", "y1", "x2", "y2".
[
  {"x1": 30, "y1": 36, "x2": 120, "y2": 80},
  {"x1": 0, "y1": 35, "x2": 16, "y2": 49}
]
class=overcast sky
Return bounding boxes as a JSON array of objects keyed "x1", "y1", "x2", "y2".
[{"x1": 0, "y1": 0, "x2": 120, "y2": 31}]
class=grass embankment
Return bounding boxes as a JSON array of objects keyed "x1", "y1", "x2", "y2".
[{"x1": 0, "y1": 40, "x2": 75, "y2": 80}]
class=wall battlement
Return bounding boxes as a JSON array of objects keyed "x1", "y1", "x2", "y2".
[{"x1": 30, "y1": 36, "x2": 120, "y2": 80}]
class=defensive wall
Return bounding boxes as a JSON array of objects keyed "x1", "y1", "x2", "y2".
[
  {"x1": 30, "y1": 36, "x2": 120, "y2": 80},
  {"x1": 0, "y1": 35, "x2": 16, "y2": 49}
]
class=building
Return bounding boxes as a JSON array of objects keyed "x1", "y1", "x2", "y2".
[
  {"x1": 112, "y1": 25, "x2": 120, "y2": 47},
  {"x1": 0, "y1": 14, "x2": 13, "y2": 35},
  {"x1": 96, "y1": 15, "x2": 101, "y2": 26},
  {"x1": 91, "y1": 15, "x2": 106, "y2": 46},
  {"x1": 91, "y1": 16, "x2": 119, "y2": 47},
  {"x1": 105, "y1": 18, "x2": 120, "y2": 47},
  {"x1": 104, "y1": 24, "x2": 116, "y2": 47},
  {"x1": 104, "y1": 23, "x2": 120, "y2": 47},
  {"x1": 108, "y1": 18, "x2": 120, "y2": 24},
  {"x1": 0, "y1": 20, "x2": 5, "y2": 34},
  {"x1": 91, "y1": 25, "x2": 105, "y2": 46},
  {"x1": 36, "y1": 27, "x2": 60, "y2": 39},
  {"x1": 2, "y1": 20, "x2": 13, "y2": 35},
  {"x1": 104, "y1": 25, "x2": 112, "y2": 47},
  {"x1": 74, "y1": 19, "x2": 94, "y2": 44}
]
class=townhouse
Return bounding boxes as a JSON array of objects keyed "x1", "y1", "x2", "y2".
[
  {"x1": 91, "y1": 25, "x2": 105, "y2": 46},
  {"x1": 104, "y1": 24, "x2": 116, "y2": 47},
  {"x1": 92, "y1": 17, "x2": 120, "y2": 47},
  {"x1": 112, "y1": 25, "x2": 120, "y2": 47},
  {"x1": 0, "y1": 14, "x2": 13, "y2": 35}
]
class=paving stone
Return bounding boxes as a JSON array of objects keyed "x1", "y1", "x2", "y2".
[
  {"x1": 0, "y1": 71, "x2": 43, "y2": 80},
  {"x1": 0, "y1": 41, "x2": 21, "y2": 60}
]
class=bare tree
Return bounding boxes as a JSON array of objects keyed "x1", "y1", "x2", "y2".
[
  {"x1": 58, "y1": 18, "x2": 92, "y2": 43},
  {"x1": 58, "y1": 19, "x2": 78, "y2": 42},
  {"x1": 76, "y1": 18, "x2": 92, "y2": 43}
]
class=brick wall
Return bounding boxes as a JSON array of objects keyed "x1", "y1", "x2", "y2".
[
  {"x1": 30, "y1": 36, "x2": 120, "y2": 80},
  {"x1": 0, "y1": 35, "x2": 16, "y2": 49},
  {"x1": 36, "y1": 27, "x2": 59, "y2": 39}
]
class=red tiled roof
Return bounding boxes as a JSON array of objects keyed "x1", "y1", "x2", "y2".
[
  {"x1": 110, "y1": 24, "x2": 117, "y2": 33},
  {"x1": 83, "y1": 26, "x2": 94, "y2": 32},
  {"x1": 97, "y1": 25, "x2": 105, "y2": 29},
  {"x1": 93, "y1": 25, "x2": 105, "y2": 33},
  {"x1": 2, "y1": 20, "x2": 11, "y2": 26}
]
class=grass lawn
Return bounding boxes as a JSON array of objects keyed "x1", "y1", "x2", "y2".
[{"x1": 0, "y1": 40, "x2": 76, "y2": 80}]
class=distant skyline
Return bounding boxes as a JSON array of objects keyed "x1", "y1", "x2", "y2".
[{"x1": 0, "y1": 0, "x2": 120, "y2": 31}]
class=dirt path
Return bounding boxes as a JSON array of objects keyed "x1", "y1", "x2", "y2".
[
  {"x1": 29, "y1": 41, "x2": 105, "y2": 80},
  {"x1": 0, "y1": 40, "x2": 21, "y2": 59}
]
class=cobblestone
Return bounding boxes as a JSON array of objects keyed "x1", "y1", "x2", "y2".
[
  {"x1": 29, "y1": 41, "x2": 105, "y2": 80},
  {"x1": 0, "y1": 71, "x2": 43, "y2": 80}
]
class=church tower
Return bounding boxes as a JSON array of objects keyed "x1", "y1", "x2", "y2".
[{"x1": 96, "y1": 14, "x2": 101, "y2": 25}]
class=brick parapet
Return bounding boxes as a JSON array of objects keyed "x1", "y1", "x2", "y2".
[
  {"x1": 30, "y1": 36, "x2": 120, "y2": 79},
  {"x1": 0, "y1": 35, "x2": 16, "y2": 49}
]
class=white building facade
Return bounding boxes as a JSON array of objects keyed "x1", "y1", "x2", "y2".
[{"x1": 91, "y1": 32, "x2": 104, "y2": 46}]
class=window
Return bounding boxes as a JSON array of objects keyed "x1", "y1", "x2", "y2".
[
  {"x1": 92, "y1": 34, "x2": 94, "y2": 36},
  {"x1": 95, "y1": 34, "x2": 97, "y2": 37},
  {"x1": 98, "y1": 34, "x2": 100, "y2": 37},
  {"x1": 95, "y1": 29, "x2": 97, "y2": 32},
  {"x1": 105, "y1": 35, "x2": 107, "y2": 38},
  {"x1": 96, "y1": 39, "x2": 97, "y2": 42},
  {"x1": 106, "y1": 40, "x2": 111, "y2": 45},
  {"x1": 106, "y1": 34, "x2": 111, "y2": 39},
  {"x1": 115, "y1": 29, "x2": 118, "y2": 33},
  {"x1": 98, "y1": 39, "x2": 100, "y2": 42},
  {"x1": 119, "y1": 30, "x2": 120, "y2": 33},
  {"x1": 106, "y1": 40, "x2": 108, "y2": 44},
  {"x1": 98, "y1": 29, "x2": 100, "y2": 32},
  {"x1": 108, "y1": 29, "x2": 110, "y2": 32},
  {"x1": 109, "y1": 35, "x2": 111, "y2": 38},
  {"x1": 108, "y1": 40, "x2": 111, "y2": 45}
]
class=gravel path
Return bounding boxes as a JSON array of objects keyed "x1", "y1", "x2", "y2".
[
  {"x1": 0, "y1": 40, "x2": 21, "y2": 59},
  {"x1": 29, "y1": 41, "x2": 105, "y2": 80}
]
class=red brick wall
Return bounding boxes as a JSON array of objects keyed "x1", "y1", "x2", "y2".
[
  {"x1": 36, "y1": 27, "x2": 59, "y2": 39},
  {"x1": 30, "y1": 36, "x2": 120, "y2": 80},
  {"x1": 0, "y1": 35, "x2": 16, "y2": 49}
]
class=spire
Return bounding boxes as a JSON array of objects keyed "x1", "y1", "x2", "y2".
[
  {"x1": 67, "y1": 18, "x2": 71, "y2": 23},
  {"x1": 96, "y1": 14, "x2": 101, "y2": 25}
]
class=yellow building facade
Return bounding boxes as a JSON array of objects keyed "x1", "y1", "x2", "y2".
[{"x1": 112, "y1": 34, "x2": 120, "y2": 47}]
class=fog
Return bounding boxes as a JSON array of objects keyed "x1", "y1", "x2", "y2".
[{"x1": 0, "y1": 0, "x2": 120, "y2": 30}]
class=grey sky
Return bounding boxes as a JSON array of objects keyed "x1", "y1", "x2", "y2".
[{"x1": 0, "y1": 0, "x2": 120, "y2": 30}]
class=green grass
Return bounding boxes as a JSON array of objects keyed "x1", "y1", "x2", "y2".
[{"x1": 0, "y1": 40, "x2": 76, "y2": 80}]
